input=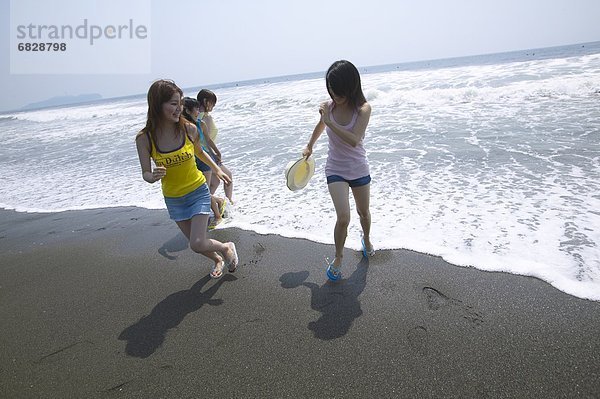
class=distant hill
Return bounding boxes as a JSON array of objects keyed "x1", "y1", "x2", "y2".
[{"x1": 21, "y1": 93, "x2": 103, "y2": 111}]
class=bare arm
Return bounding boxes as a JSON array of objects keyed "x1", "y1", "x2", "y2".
[
  {"x1": 321, "y1": 102, "x2": 371, "y2": 147},
  {"x1": 303, "y1": 116, "x2": 326, "y2": 159},
  {"x1": 135, "y1": 132, "x2": 165, "y2": 183}
]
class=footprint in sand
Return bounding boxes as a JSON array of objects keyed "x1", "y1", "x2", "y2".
[
  {"x1": 423, "y1": 287, "x2": 450, "y2": 310},
  {"x1": 244, "y1": 242, "x2": 265, "y2": 267},
  {"x1": 422, "y1": 287, "x2": 484, "y2": 326}
]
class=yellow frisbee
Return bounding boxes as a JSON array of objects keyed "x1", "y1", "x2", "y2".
[{"x1": 284, "y1": 157, "x2": 315, "y2": 191}]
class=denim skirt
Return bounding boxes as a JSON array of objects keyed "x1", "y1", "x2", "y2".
[{"x1": 164, "y1": 183, "x2": 212, "y2": 221}]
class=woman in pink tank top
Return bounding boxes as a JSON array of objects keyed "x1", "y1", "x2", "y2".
[{"x1": 303, "y1": 60, "x2": 375, "y2": 282}]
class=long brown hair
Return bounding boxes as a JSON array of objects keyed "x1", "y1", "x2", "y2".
[{"x1": 140, "y1": 79, "x2": 186, "y2": 143}]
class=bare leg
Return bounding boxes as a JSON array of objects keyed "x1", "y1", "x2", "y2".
[
  {"x1": 202, "y1": 170, "x2": 223, "y2": 224},
  {"x1": 351, "y1": 183, "x2": 373, "y2": 252},
  {"x1": 202, "y1": 170, "x2": 212, "y2": 188},
  {"x1": 209, "y1": 169, "x2": 220, "y2": 194},
  {"x1": 210, "y1": 163, "x2": 233, "y2": 204},
  {"x1": 327, "y1": 182, "x2": 351, "y2": 268},
  {"x1": 176, "y1": 215, "x2": 237, "y2": 277},
  {"x1": 210, "y1": 196, "x2": 223, "y2": 225},
  {"x1": 220, "y1": 164, "x2": 234, "y2": 203},
  {"x1": 176, "y1": 217, "x2": 222, "y2": 263}
]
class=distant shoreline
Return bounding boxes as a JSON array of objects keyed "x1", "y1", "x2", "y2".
[{"x1": 19, "y1": 93, "x2": 103, "y2": 112}]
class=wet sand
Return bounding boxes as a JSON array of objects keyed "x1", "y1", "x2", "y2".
[{"x1": 1, "y1": 207, "x2": 599, "y2": 398}]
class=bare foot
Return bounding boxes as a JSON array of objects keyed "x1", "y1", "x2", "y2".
[
  {"x1": 210, "y1": 258, "x2": 225, "y2": 279},
  {"x1": 223, "y1": 242, "x2": 238, "y2": 272}
]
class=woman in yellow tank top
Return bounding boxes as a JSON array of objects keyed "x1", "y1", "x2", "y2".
[{"x1": 135, "y1": 80, "x2": 239, "y2": 279}]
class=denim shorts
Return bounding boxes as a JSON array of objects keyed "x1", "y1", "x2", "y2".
[
  {"x1": 195, "y1": 152, "x2": 220, "y2": 172},
  {"x1": 164, "y1": 183, "x2": 212, "y2": 221},
  {"x1": 195, "y1": 156, "x2": 211, "y2": 172},
  {"x1": 326, "y1": 174, "x2": 371, "y2": 187}
]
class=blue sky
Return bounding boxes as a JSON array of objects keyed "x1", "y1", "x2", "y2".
[{"x1": 2, "y1": 0, "x2": 599, "y2": 112}]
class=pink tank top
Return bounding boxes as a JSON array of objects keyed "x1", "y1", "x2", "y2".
[{"x1": 325, "y1": 102, "x2": 370, "y2": 180}]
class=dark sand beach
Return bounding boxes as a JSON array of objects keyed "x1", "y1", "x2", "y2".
[{"x1": 1, "y1": 207, "x2": 599, "y2": 398}]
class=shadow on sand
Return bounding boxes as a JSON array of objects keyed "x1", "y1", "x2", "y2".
[
  {"x1": 118, "y1": 274, "x2": 236, "y2": 358},
  {"x1": 158, "y1": 232, "x2": 189, "y2": 260},
  {"x1": 280, "y1": 257, "x2": 369, "y2": 340}
]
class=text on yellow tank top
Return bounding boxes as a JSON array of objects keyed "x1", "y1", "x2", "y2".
[{"x1": 148, "y1": 132, "x2": 206, "y2": 197}]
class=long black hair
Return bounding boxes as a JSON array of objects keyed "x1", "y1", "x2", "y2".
[
  {"x1": 181, "y1": 97, "x2": 199, "y2": 124},
  {"x1": 325, "y1": 60, "x2": 366, "y2": 109}
]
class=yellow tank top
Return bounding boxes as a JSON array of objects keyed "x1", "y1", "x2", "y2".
[
  {"x1": 199, "y1": 112, "x2": 218, "y2": 142},
  {"x1": 148, "y1": 131, "x2": 206, "y2": 197}
]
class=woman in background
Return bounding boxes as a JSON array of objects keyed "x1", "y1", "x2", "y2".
[
  {"x1": 197, "y1": 89, "x2": 234, "y2": 205},
  {"x1": 181, "y1": 97, "x2": 227, "y2": 228}
]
